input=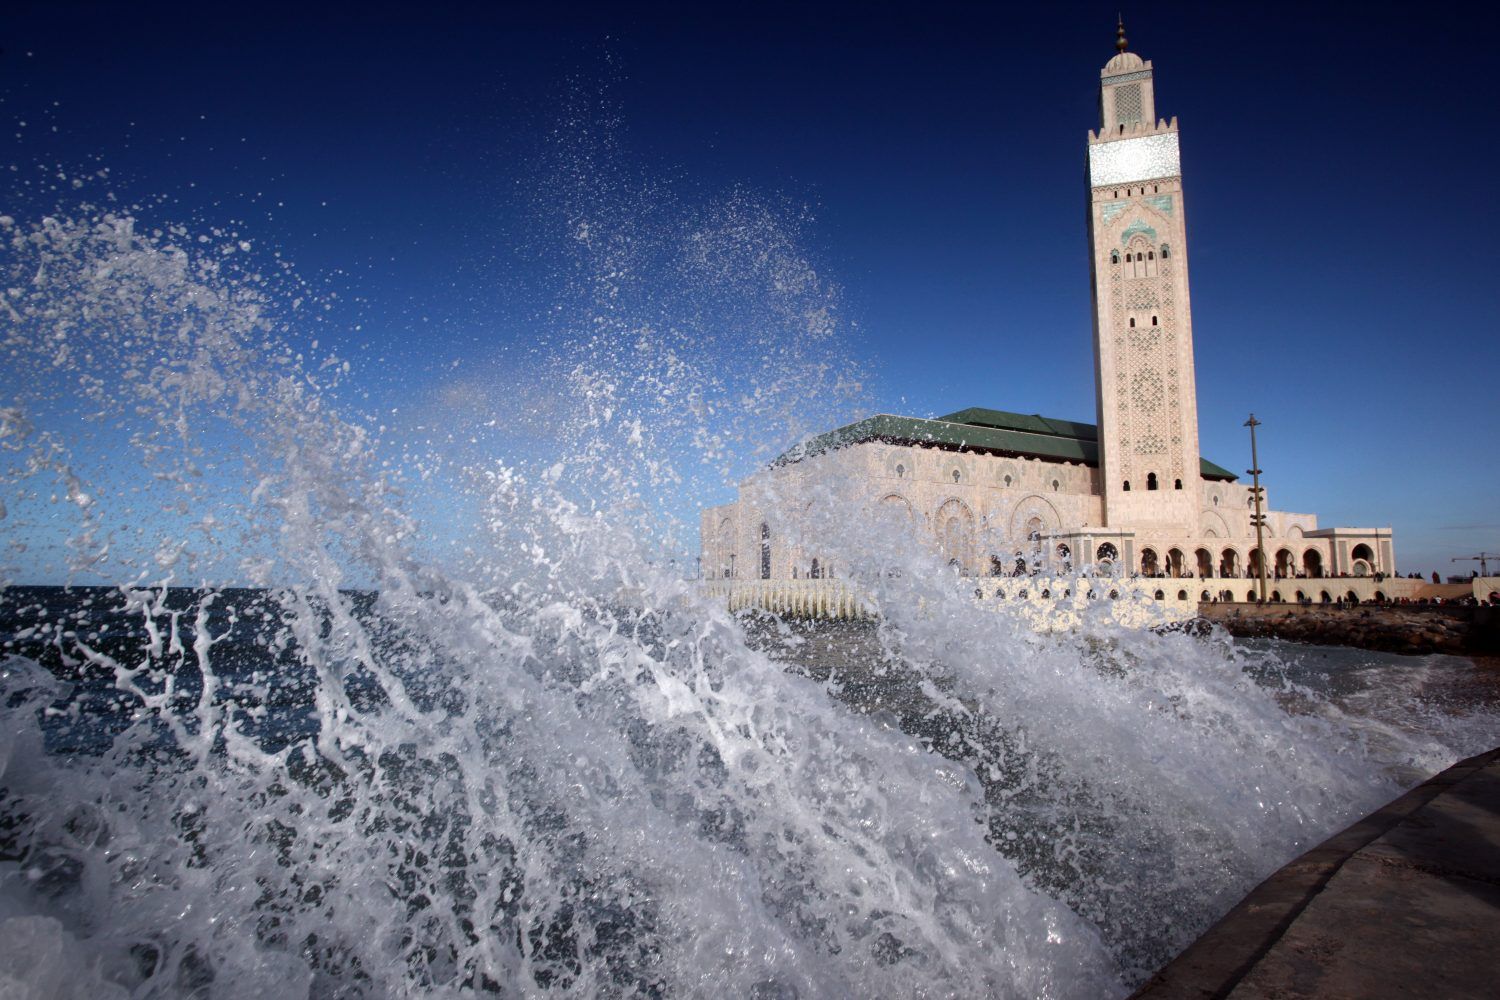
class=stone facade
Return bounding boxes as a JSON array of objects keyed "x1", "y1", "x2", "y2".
[{"x1": 700, "y1": 29, "x2": 1399, "y2": 602}]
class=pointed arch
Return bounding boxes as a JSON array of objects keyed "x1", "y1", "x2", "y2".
[
  {"x1": 718, "y1": 517, "x2": 736, "y2": 579},
  {"x1": 934, "y1": 498, "x2": 976, "y2": 575},
  {"x1": 1200, "y1": 509, "x2": 1232, "y2": 539},
  {"x1": 1009, "y1": 494, "x2": 1061, "y2": 543},
  {"x1": 877, "y1": 493, "x2": 914, "y2": 520}
]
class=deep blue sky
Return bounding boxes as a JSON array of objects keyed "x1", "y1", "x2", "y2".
[{"x1": 3, "y1": 1, "x2": 1497, "y2": 576}]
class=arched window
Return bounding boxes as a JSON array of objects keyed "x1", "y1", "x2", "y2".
[
  {"x1": 1213, "y1": 495, "x2": 1220, "y2": 507},
  {"x1": 1125, "y1": 252, "x2": 1133, "y2": 263},
  {"x1": 1161, "y1": 244, "x2": 1171, "y2": 259},
  {"x1": 1129, "y1": 317, "x2": 1136, "y2": 328},
  {"x1": 1147, "y1": 251, "x2": 1154, "y2": 260},
  {"x1": 810, "y1": 558, "x2": 821, "y2": 579},
  {"x1": 952, "y1": 469, "x2": 961, "y2": 484},
  {"x1": 1096, "y1": 542, "x2": 1118, "y2": 562},
  {"x1": 1174, "y1": 478, "x2": 1182, "y2": 490},
  {"x1": 1003, "y1": 474, "x2": 1012, "y2": 487},
  {"x1": 1151, "y1": 315, "x2": 1158, "y2": 326},
  {"x1": 760, "y1": 524, "x2": 771, "y2": 580},
  {"x1": 1051, "y1": 479, "x2": 1060, "y2": 492},
  {"x1": 1110, "y1": 250, "x2": 1120, "y2": 264},
  {"x1": 1123, "y1": 480, "x2": 1131, "y2": 491},
  {"x1": 895, "y1": 463, "x2": 905, "y2": 479},
  {"x1": 1147, "y1": 472, "x2": 1158, "y2": 491}
]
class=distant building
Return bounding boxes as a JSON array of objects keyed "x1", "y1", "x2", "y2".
[{"x1": 702, "y1": 24, "x2": 1395, "y2": 604}]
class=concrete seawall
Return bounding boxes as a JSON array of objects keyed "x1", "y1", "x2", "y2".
[{"x1": 1131, "y1": 747, "x2": 1500, "y2": 999}]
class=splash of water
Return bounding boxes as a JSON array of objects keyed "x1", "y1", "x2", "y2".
[{"x1": 0, "y1": 173, "x2": 1494, "y2": 1000}]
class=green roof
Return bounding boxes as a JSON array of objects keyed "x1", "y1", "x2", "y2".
[
  {"x1": 777, "y1": 407, "x2": 1239, "y2": 481},
  {"x1": 937, "y1": 407, "x2": 1099, "y2": 442}
]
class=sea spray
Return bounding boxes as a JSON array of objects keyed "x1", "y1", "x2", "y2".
[
  {"x1": 1, "y1": 178, "x2": 1496, "y2": 1000},
  {"x1": 0, "y1": 203, "x2": 1122, "y2": 996}
]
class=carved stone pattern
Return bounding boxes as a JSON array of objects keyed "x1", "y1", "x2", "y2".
[
  {"x1": 1126, "y1": 285, "x2": 1158, "y2": 310},
  {"x1": 1111, "y1": 232, "x2": 1183, "y2": 479},
  {"x1": 1131, "y1": 370, "x2": 1163, "y2": 411},
  {"x1": 1114, "y1": 84, "x2": 1143, "y2": 126}
]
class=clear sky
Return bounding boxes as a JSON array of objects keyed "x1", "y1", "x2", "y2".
[{"x1": 3, "y1": 1, "x2": 1497, "y2": 578}]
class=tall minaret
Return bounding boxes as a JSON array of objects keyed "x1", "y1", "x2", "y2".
[{"x1": 1087, "y1": 20, "x2": 1202, "y2": 532}]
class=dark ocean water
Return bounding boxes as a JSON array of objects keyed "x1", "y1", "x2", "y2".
[
  {"x1": 0, "y1": 586, "x2": 387, "y2": 756},
  {"x1": 6, "y1": 583, "x2": 1494, "y2": 767}
]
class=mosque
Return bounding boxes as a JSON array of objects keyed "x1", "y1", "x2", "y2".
[{"x1": 700, "y1": 24, "x2": 1398, "y2": 607}]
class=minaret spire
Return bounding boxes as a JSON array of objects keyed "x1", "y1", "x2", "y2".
[{"x1": 1115, "y1": 15, "x2": 1128, "y2": 53}]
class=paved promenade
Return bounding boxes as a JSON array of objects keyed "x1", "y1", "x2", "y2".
[{"x1": 1132, "y1": 747, "x2": 1500, "y2": 999}]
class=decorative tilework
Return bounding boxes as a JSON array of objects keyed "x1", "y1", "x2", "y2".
[
  {"x1": 1088, "y1": 132, "x2": 1180, "y2": 186},
  {"x1": 1101, "y1": 202, "x2": 1127, "y2": 224},
  {"x1": 1121, "y1": 219, "x2": 1158, "y2": 245},
  {"x1": 1144, "y1": 194, "x2": 1174, "y2": 215}
]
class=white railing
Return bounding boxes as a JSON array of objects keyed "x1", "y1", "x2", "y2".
[
  {"x1": 700, "y1": 575, "x2": 1194, "y2": 625},
  {"x1": 700, "y1": 579, "x2": 875, "y2": 619},
  {"x1": 699, "y1": 573, "x2": 1439, "y2": 623}
]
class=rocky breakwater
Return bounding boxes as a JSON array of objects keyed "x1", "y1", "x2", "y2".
[{"x1": 1201, "y1": 602, "x2": 1500, "y2": 657}]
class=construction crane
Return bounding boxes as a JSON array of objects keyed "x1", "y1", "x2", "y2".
[{"x1": 1452, "y1": 553, "x2": 1498, "y2": 576}]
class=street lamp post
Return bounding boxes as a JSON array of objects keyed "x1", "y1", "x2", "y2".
[{"x1": 1245, "y1": 414, "x2": 1269, "y2": 604}]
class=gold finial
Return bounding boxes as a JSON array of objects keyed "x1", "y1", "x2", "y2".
[{"x1": 1115, "y1": 15, "x2": 1128, "y2": 53}]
